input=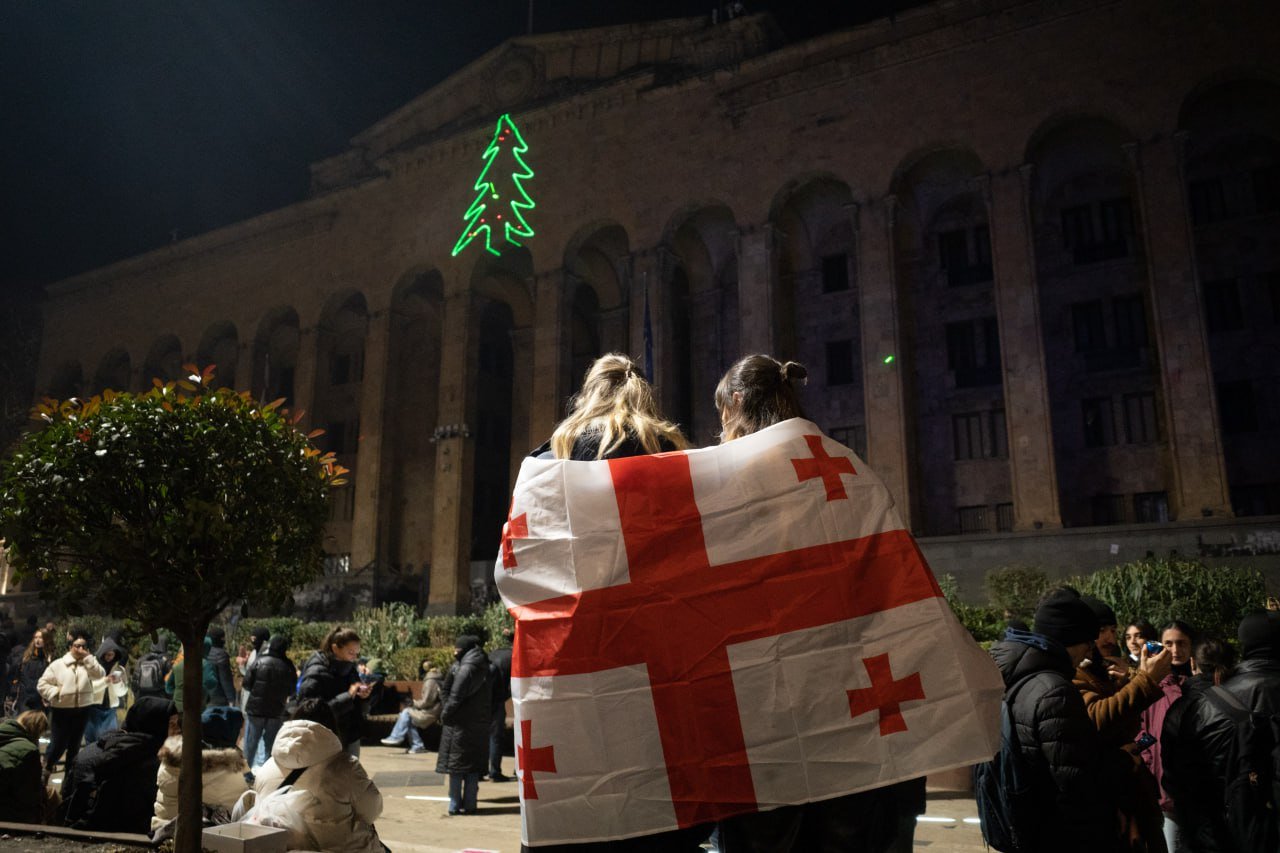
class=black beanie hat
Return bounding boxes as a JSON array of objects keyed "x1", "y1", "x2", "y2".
[
  {"x1": 1238, "y1": 611, "x2": 1280, "y2": 660},
  {"x1": 1035, "y1": 589, "x2": 1100, "y2": 647},
  {"x1": 207, "y1": 626, "x2": 226, "y2": 646},
  {"x1": 1080, "y1": 595, "x2": 1117, "y2": 627},
  {"x1": 455, "y1": 634, "x2": 481, "y2": 653},
  {"x1": 250, "y1": 626, "x2": 270, "y2": 649}
]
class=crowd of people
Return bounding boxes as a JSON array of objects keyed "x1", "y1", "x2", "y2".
[{"x1": 1, "y1": 351, "x2": 1277, "y2": 853}]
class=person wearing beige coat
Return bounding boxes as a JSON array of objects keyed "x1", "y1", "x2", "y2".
[
  {"x1": 151, "y1": 734, "x2": 249, "y2": 834},
  {"x1": 36, "y1": 628, "x2": 104, "y2": 773}
]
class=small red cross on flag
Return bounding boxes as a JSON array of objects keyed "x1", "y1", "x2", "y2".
[
  {"x1": 497, "y1": 418, "x2": 1002, "y2": 847},
  {"x1": 500, "y1": 500, "x2": 528, "y2": 570}
]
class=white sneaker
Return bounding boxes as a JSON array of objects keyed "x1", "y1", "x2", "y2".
[{"x1": 380, "y1": 737, "x2": 405, "y2": 747}]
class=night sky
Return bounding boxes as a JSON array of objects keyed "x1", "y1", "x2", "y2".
[{"x1": 1, "y1": 2, "x2": 922, "y2": 297}]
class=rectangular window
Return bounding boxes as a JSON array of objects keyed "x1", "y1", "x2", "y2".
[
  {"x1": 1112, "y1": 293, "x2": 1148, "y2": 349},
  {"x1": 1061, "y1": 205, "x2": 1093, "y2": 251},
  {"x1": 1123, "y1": 392, "x2": 1160, "y2": 444},
  {"x1": 938, "y1": 229, "x2": 969, "y2": 272},
  {"x1": 954, "y1": 412, "x2": 984, "y2": 461},
  {"x1": 821, "y1": 253, "x2": 850, "y2": 293},
  {"x1": 330, "y1": 353, "x2": 351, "y2": 386},
  {"x1": 322, "y1": 552, "x2": 352, "y2": 575},
  {"x1": 1203, "y1": 279, "x2": 1245, "y2": 332},
  {"x1": 829, "y1": 425, "x2": 868, "y2": 461},
  {"x1": 956, "y1": 505, "x2": 990, "y2": 534},
  {"x1": 1189, "y1": 177, "x2": 1226, "y2": 225},
  {"x1": 1218, "y1": 380, "x2": 1259, "y2": 434},
  {"x1": 990, "y1": 407, "x2": 1008, "y2": 458},
  {"x1": 1091, "y1": 494, "x2": 1127, "y2": 526},
  {"x1": 995, "y1": 502, "x2": 1015, "y2": 532},
  {"x1": 825, "y1": 339, "x2": 855, "y2": 386},
  {"x1": 1231, "y1": 483, "x2": 1280, "y2": 517},
  {"x1": 947, "y1": 317, "x2": 1001, "y2": 387},
  {"x1": 1082, "y1": 397, "x2": 1116, "y2": 448},
  {"x1": 1133, "y1": 491, "x2": 1170, "y2": 524},
  {"x1": 1072, "y1": 301, "x2": 1107, "y2": 353},
  {"x1": 325, "y1": 420, "x2": 348, "y2": 455}
]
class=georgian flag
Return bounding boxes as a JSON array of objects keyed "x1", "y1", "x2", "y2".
[{"x1": 496, "y1": 418, "x2": 1002, "y2": 847}]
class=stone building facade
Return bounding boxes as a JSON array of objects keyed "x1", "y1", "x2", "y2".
[{"x1": 33, "y1": 0, "x2": 1280, "y2": 612}]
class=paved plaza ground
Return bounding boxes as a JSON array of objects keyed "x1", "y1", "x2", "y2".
[{"x1": 17, "y1": 744, "x2": 987, "y2": 852}]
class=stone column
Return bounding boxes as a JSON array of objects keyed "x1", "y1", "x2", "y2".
[
  {"x1": 428, "y1": 289, "x2": 476, "y2": 615},
  {"x1": 981, "y1": 168, "x2": 1063, "y2": 530},
  {"x1": 350, "y1": 308, "x2": 393, "y2": 572},
  {"x1": 1127, "y1": 136, "x2": 1232, "y2": 518},
  {"x1": 289, "y1": 327, "x2": 317, "y2": 431},
  {"x1": 854, "y1": 198, "x2": 914, "y2": 528},
  {"x1": 510, "y1": 325, "x2": 536, "y2": 484},
  {"x1": 529, "y1": 269, "x2": 566, "y2": 445},
  {"x1": 736, "y1": 224, "x2": 779, "y2": 356}
]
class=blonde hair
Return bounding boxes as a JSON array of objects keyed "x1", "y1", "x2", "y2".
[
  {"x1": 15, "y1": 710, "x2": 48, "y2": 739},
  {"x1": 716, "y1": 354, "x2": 808, "y2": 442},
  {"x1": 551, "y1": 354, "x2": 689, "y2": 459}
]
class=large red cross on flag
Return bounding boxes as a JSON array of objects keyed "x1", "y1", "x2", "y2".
[{"x1": 496, "y1": 418, "x2": 1002, "y2": 847}]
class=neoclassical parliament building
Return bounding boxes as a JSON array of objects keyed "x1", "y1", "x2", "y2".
[{"x1": 31, "y1": 0, "x2": 1280, "y2": 611}]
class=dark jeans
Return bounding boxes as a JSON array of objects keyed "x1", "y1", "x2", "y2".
[
  {"x1": 243, "y1": 714, "x2": 283, "y2": 770},
  {"x1": 489, "y1": 709, "x2": 504, "y2": 776},
  {"x1": 46, "y1": 706, "x2": 91, "y2": 771}
]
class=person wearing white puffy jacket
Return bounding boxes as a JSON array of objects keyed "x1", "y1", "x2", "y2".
[
  {"x1": 36, "y1": 626, "x2": 105, "y2": 775},
  {"x1": 253, "y1": 699, "x2": 385, "y2": 853}
]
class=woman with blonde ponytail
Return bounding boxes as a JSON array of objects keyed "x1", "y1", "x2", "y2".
[{"x1": 537, "y1": 353, "x2": 688, "y2": 461}]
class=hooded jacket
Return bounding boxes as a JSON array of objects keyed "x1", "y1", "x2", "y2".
[
  {"x1": 60, "y1": 696, "x2": 175, "y2": 833},
  {"x1": 166, "y1": 636, "x2": 219, "y2": 713},
  {"x1": 151, "y1": 734, "x2": 249, "y2": 831},
  {"x1": 298, "y1": 651, "x2": 366, "y2": 747},
  {"x1": 93, "y1": 636, "x2": 129, "y2": 709},
  {"x1": 206, "y1": 630, "x2": 238, "y2": 707},
  {"x1": 0, "y1": 718, "x2": 44, "y2": 823},
  {"x1": 436, "y1": 643, "x2": 493, "y2": 775},
  {"x1": 989, "y1": 636, "x2": 1122, "y2": 852},
  {"x1": 243, "y1": 636, "x2": 298, "y2": 719},
  {"x1": 253, "y1": 719, "x2": 383, "y2": 853},
  {"x1": 37, "y1": 650, "x2": 106, "y2": 709},
  {"x1": 407, "y1": 669, "x2": 445, "y2": 729}
]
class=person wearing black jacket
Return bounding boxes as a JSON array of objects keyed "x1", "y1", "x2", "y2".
[
  {"x1": 8, "y1": 630, "x2": 51, "y2": 714},
  {"x1": 988, "y1": 590, "x2": 1125, "y2": 853},
  {"x1": 1162, "y1": 611, "x2": 1280, "y2": 853},
  {"x1": 436, "y1": 634, "x2": 493, "y2": 815},
  {"x1": 59, "y1": 695, "x2": 175, "y2": 833},
  {"x1": 487, "y1": 631, "x2": 513, "y2": 782},
  {"x1": 297, "y1": 626, "x2": 371, "y2": 756},
  {"x1": 205, "y1": 627, "x2": 238, "y2": 707},
  {"x1": 243, "y1": 634, "x2": 298, "y2": 776}
]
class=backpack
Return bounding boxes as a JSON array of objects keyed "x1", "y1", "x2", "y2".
[
  {"x1": 134, "y1": 653, "x2": 167, "y2": 696},
  {"x1": 972, "y1": 674, "x2": 1040, "y2": 852},
  {"x1": 1204, "y1": 684, "x2": 1280, "y2": 852}
]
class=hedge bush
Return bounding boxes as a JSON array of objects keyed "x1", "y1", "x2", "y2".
[
  {"x1": 387, "y1": 646, "x2": 456, "y2": 681},
  {"x1": 938, "y1": 573, "x2": 1005, "y2": 643},
  {"x1": 984, "y1": 566, "x2": 1050, "y2": 623},
  {"x1": 1069, "y1": 556, "x2": 1269, "y2": 642}
]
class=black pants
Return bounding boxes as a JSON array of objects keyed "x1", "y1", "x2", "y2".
[{"x1": 45, "y1": 706, "x2": 90, "y2": 771}]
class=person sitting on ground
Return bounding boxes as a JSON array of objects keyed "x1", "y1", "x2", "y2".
[
  {"x1": 242, "y1": 634, "x2": 297, "y2": 778},
  {"x1": 253, "y1": 698, "x2": 385, "y2": 853},
  {"x1": 380, "y1": 665, "x2": 444, "y2": 754},
  {"x1": 151, "y1": 704, "x2": 249, "y2": 837},
  {"x1": 0, "y1": 710, "x2": 54, "y2": 824},
  {"x1": 58, "y1": 695, "x2": 175, "y2": 833}
]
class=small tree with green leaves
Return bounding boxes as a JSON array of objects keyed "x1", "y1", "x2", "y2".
[{"x1": 0, "y1": 365, "x2": 344, "y2": 853}]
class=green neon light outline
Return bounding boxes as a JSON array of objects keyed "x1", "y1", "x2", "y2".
[{"x1": 452, "y1": 113, "x2": 536, "y2": 257}]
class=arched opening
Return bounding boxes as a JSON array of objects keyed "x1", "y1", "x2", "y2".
[
  {"x1": 383, "y1": 270, "x2": 445, "y2": 578},
  {"x1": 663, "y1": 204, "x2": 739, "y2": 445},
  {"x1": 1181, "y1": 78, "x2": 1280, "y2": 516},
  {"x1": 92, "y1": 349, "x2": 131, "y2": 394},
  {"x1": 1028, "y1": 117, "x2": 1164, "y2": 528},
  {"x1": 891, "y1": 149, "x2": 1005, "y2": 536},
  {"x1": 251, "y1": 307, "x2": 301, "y2": 405},
  {"x1": 563, "y1": 223, "x2": 630, "y2": 406},
  {"x1": 143, "y1": 335, "x2": 184, "y2": 385},
  {"x1": 470, "y1": 298, "x2": 516, "y2": 566},
  {"x1": 568, "y1": 283, "x2": 601, "y2": 396},
  {"x1": 313, "y1": 292, "x2": 369, "y2": 558},
  {"x1": 196, "y1": 321, "x2": 239, "y2": 390}
]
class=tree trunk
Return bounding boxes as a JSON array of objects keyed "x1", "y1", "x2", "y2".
[{"x1": 175, "y1": 623, "x2": 209, "y2": 853}]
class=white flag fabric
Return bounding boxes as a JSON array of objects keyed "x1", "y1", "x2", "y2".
[{"x1": 496, "y1": 418, "x2": 1002, "y2": 847}]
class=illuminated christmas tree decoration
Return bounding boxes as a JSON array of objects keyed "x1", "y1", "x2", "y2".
[
  {"x1": 452, "y1": 113, "x2": 535, "y2": 257},
  {"x1": 883, "y1": 355, "x2": 895, "y2": 364}
]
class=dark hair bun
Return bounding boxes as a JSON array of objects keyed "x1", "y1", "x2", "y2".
[{"x1": 781, "y1": 361, "x2": 808, "y2": 383}]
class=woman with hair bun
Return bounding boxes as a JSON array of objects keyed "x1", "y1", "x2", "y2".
[
  {"x1": 297, "y1": 627, "x2": 371, "y2": 757},
  {"x1": 714, "y1": 353, "x2": 922, "y2": 853}
]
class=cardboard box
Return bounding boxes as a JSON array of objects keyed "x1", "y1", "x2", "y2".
[{"x1": 201, "y1": 822, "x2": 288, "y2": 853}]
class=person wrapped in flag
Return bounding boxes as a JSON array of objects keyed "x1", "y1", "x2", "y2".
[{"x1": 497, "y1": 353, "x2": 1003, "y2": 849}]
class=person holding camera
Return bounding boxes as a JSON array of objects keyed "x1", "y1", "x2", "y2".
[
  {"x1": 1073, "y1": 597, "x2": 1172, "y2": 748},
  {"x1": 297, "y1": 627, "x2": 371, "y2": 758}
]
